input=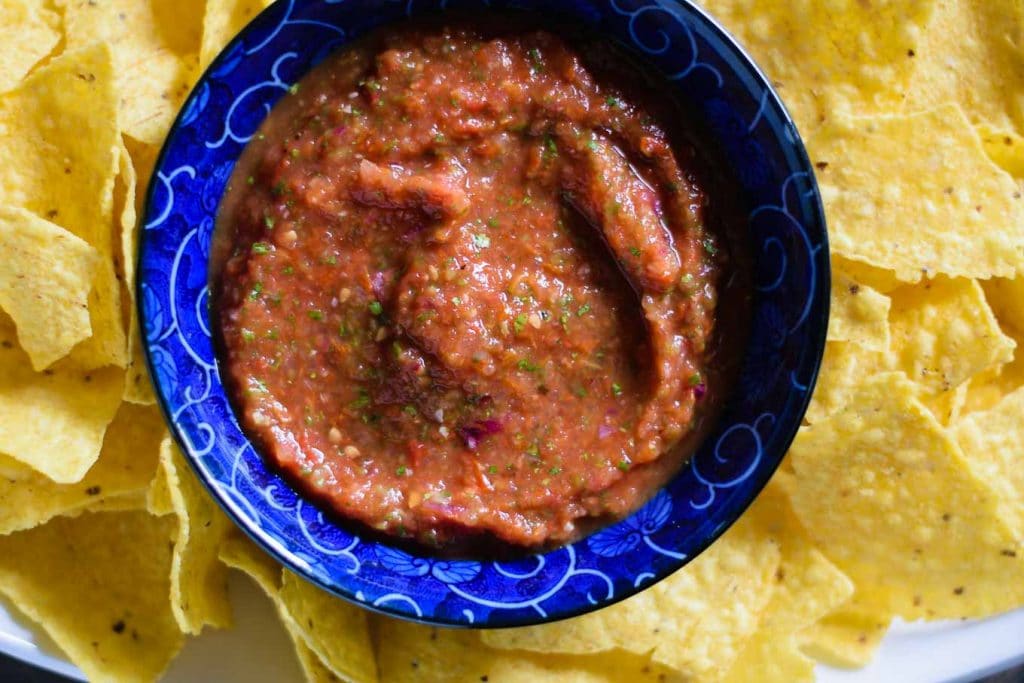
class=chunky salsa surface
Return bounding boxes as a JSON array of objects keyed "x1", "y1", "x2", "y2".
[{"x1": 214, "y1": 19, "x2": 746, "y2": 552}]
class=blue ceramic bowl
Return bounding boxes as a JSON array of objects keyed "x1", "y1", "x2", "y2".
[{"x1": 139, "y1": 0, "x2": 829, "y2": 627}]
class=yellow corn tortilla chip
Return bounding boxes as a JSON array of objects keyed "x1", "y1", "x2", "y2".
[
  {"x1": 0, "y1": 511, "x2": 182, "y2": 683},
  {"x1": 0, "y1": 315, "x2": 123, "y2": 483},
  {"x1": 481, "y1": 509, "x2": 781, "y2": 681},
  {"x1": 0, "y1": 402, "x2": 163, "y2": 534},
  {"x1": 0, "y1": 0, "x2": 61, "y2": 92},
  {"x1": 279, "y1": 571, "x2": 379, "y2": 683},
  {"x1": 889, "y1": 277, "x2": 1015, "y2": 393},
  {"x1": 200, "y1": 0, "x2": 275, "y2": 70},
  {"x1": 722, "y1": 482, "x2": 854, "y2": 683},
  {"x1": 58, "y1": 0, "x2": 204, "y2": 145},
  {"x1": 905, "y1": 0, "x2": 1024, "y2": 132},
  {"x1": 785, "y1": 372, "x2": 1024, "y2": 619},
  {"x1": 373, "y1": 618, "x2": 680, "y2": 683},
  {"x1": 978, "y1": 126, "x2": 1024, "y2": 178},
  {"x1": 218, "y1": 533, "x2": 378, "y2": 683},
  {"x1": 799, "y1": 604, "x2": 892, "y2": 670},
  {"x1": 806, "y1": 342, "x2": 886, "y2": 424},
  {"x1": 952, "y1": 386, "x2": 1024, "y2": 537},
  {"x1": 921, "y1": 380, "x2": 968, "y2": 426},
  {"x1": 0, "y1": 206, "x2": 98, "y2": 370},
  {"x1": 809, "y1": 106, "x2": 1024, "y2": 282},
  {"x1": 79, "y1": 490, "x2": 150, "y2": 515},
  {"x1": 958, "y1": 364, "x2": 1014, "y2": 417},
  {"x1": 146, "y1": 456, "x2": 174, "y2": 517},
  {"x1": 832, "y1": 256, "x2": 903, "y2": 294},
  {"x1": 699, "y1": 0, "x2": 935, "y2": 133},
  {"x1": 158, "y1": 437, "x2": 233, "y2": 634},
  {"x1": 115, "y1": 137, "x2": 157, "y2": 405},
  {"x1": 983, "y1": 277, "x2": 1024, "y2": 336},
  {"x1": 0, "y1": 44, "x2": 127, "y2": 369},
  {"x1": 827, "y1": 268, "x2": 891, "y2": 352}
]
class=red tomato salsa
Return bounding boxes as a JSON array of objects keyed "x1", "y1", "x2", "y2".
[{"x1": 214, "y1": 19, "x2": 747, "y2": 552}]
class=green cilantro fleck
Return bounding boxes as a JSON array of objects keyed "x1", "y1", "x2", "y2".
[
  {"x1": 282, "y1": 265, "x2": 294, "y2": 275},
  {"x1": 617, "y1": 460, "x2": 631, "y2": 472},
  {"x1": 486, "y1": 216, "x2": 499, "y2": 228},
  {"x1": 308, "y1": 310, "x2": 323, "y2": 321},
  {"x1": 703, "y1": 238, "x2": 719, "y2": 255},
  {"x1": 548, "y1": 466, "x2": 562, "y2": 475},
  {"x1": 488, "y1": 465, "x2": 498, "y2": 475},
  {"x1": 402, "y1": 405, "x2": 418, "y2": 416},
  {"x1": 241, "y1": 329, "x2": 256, "y2": 342},
  {"x1": 514, "y1": 313, "x2": 528, "y2": 334},
  {"x1": 246, "y1": 176, "x2": 255, "y2": 186},
  {"x1": 288, "y1": 83, "x2": 300, "y2": 95},
  {"x1": 249, "y1": 282, "x2": 263, "y2": 300},
  {"x1": 526, "y1": 443, "x2": 541, "y2": 459},
  {"x1": 251, "y1": 242, "x2": 271, "y2": 255},
  {"x1": 573, "y1": 385, "x2": 588, "y2": 398},
  {"x1": 628, "y1": 246, "x2": 642, "y2": 257},
  {"x1": 368, "y1": 300, "x2": 383, "y2": 316},
  {"x1": 517, "y1": 359, "x2": 540, "y2": 373},
  {"x1": 689, "y1": 372, "x2": 703, "y2": 387},
  {"x1": 586, "y1": 139, "x2": 599, "y2": 152},
  {"x1": 605, "y1": 95, "x2": 620, "y2": 107},
  {"x1": 577, "y1": 304, "x2": 591, "y2": 317},
  {"x1": 349, "y1": 391, "x2": 370, "y2": 409},
  {"x1": 396, "y1": 465, "x2": 408, "y2": 476},
  {"x1": 611, "y1": 382, "x2": 623, "y2": 397}
]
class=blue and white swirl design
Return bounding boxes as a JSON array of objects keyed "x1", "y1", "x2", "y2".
[{"x1": 139, "y1": 0, "x2": 829, "y2": 628}]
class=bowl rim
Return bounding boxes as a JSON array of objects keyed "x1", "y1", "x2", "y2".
[{"x1": 138, "y1": 0, "x2": 830, "y2": 628}]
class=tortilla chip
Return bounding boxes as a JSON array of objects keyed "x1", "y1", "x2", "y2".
[
  {"x1": 889, "y1": 277, "x2": 1015, "y2": 393},
  {"x1": 0, "y1": 315, "x2": 123, "y2": 483},
  {"x1": 983, "y1": 277, "x2": 1024, "y2": 336},
  {"x1": 978, "y1": 125, "x2": 1024, "y2": 178},
  {"x1": 115, "y1": 138, "x2": 156, "y2": 404},
  {"x1": 373, "y1": 618, "x2": 678, "y2": 683},
  {"x1": 905, "y1": 0, "x2": 1024, "y2": 132},
  {"x1": 79, "y1": 490, "x2": 150, "y2": 515},
  {"x1": 832, "y1": 256, "x2": 903, "y2": 294},
  {"x1": 200, "y1": 0, "x2": 275, "y2": 70},
  {"x1": 58, "y1": 0, "x2": 204, "y2": 145},
  {"x1": 481, "y1": 510, "x2": 780, "y2": 681},
  {"x1": 0, "y1": 511, "x2": 182, "y2": 683},
  {"x1": 294, "y1": 638, "x2": 344, "y2": 683},
  {"x1": 0, "y1": 402, "x2": 162, "y2": 534},
  {"x1": 279, "y1": 572, "x2": 379, "y2": 683},
  {"x1": 809, "y1": 105, "x2": 1024, "y2": 282},
  {"x1": 722, "y1": 483, "x2": 854, "y2": 683},
  {"x1": 827, "y1": 268, "x2": 891, "y2": 352},
  {"x1": 806, "y1": 342, "x2": 886, "y2": 424},
  {"x1": 146, "y1": 456, "x2": 174, "y2": 516},
  {"x1": 158, "y1": 437, "x2": 233, "y2": 634},
  {"x1": 952, "y1": 386, "x2": 1024, "y2": 537},
  {"x1": 699, "y1": 0, "x2": 935, "y2": 133},
  {"x1": 786, "y1": 372, "x2": 1024, "y2": 619},
  {"x1": 922, "y1": 381, "x2": 968, "y2": 426},
  {"x1": 0, "y1": 0, "x2": 61, "y2": 92},
  {"x1": 799, "y1": 604, "x2": 892, "y2": 670},
  {"x1": 217, "y1": 531, "x2": 280, "y2": 596},
  {"x1": 0, "y1": 44, "x2": 126, "y2": 369},
  {"x1": 0, "y1": 206, "x2": 98, "y2": 370},
  {"x1": 219, "y1": 534, "x2": 377, "y2": 683}
]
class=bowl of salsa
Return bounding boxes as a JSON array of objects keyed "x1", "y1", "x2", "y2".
[{"x1": 140, "y1": 0, "x2": 829, "y2": 627}]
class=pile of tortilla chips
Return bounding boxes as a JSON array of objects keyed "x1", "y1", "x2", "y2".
[{"x1": 0, "y1": 1, "x2": 1020, "y2": 681}]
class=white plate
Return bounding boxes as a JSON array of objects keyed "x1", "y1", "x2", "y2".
[{"x1": 0, "y1": 573, "x2": 1021, "y2": 682}]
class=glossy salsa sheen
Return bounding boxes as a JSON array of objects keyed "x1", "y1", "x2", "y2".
[{"x1": 214, "y1": 20, "x2": 747, "y2": 552}]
